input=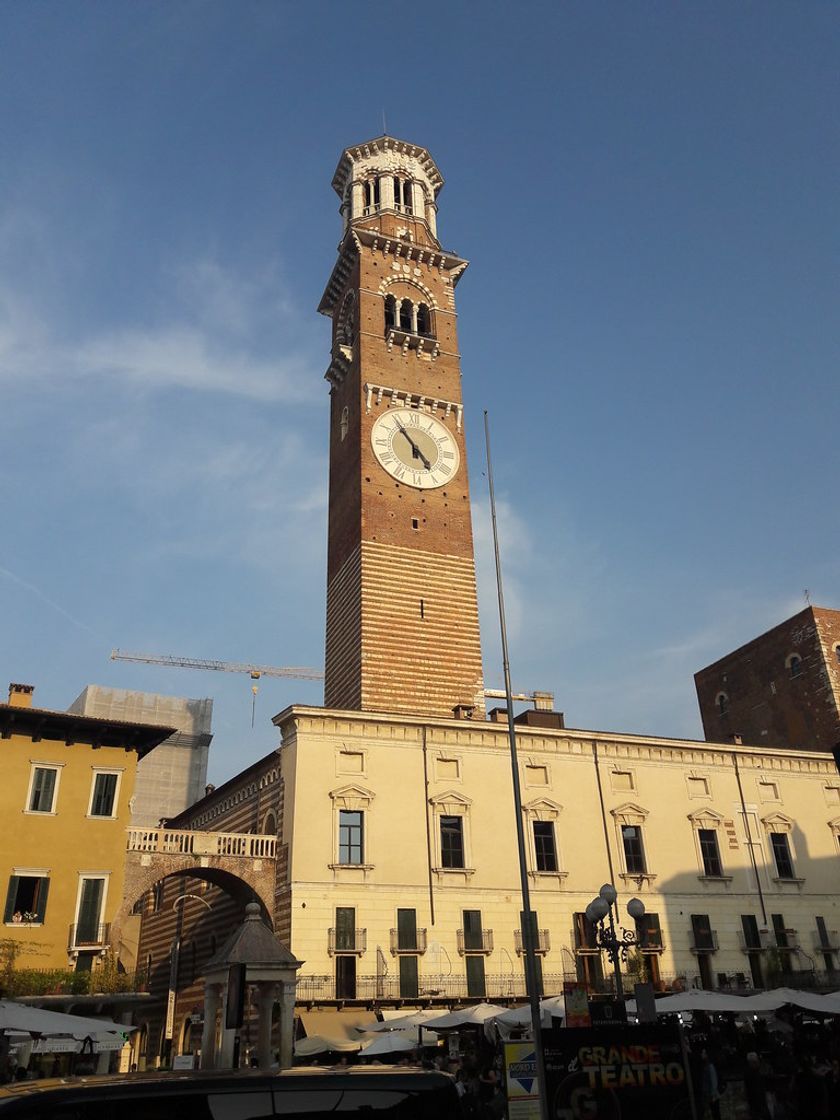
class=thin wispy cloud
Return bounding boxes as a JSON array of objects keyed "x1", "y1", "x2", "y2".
[{"x1": 0, "y1": 566, "x2": 104, "y2": 642}]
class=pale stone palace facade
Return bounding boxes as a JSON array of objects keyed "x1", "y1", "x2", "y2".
[{"x1": 129, "y1": 136, "x2": 840, "y2": 1060}]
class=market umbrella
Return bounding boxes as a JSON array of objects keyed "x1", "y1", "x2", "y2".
[
  {"x1": 739, "y1": 988, "x2": 840, "y2": 1015},
  {"x1": 422, "y1": 1003, "x2": 507, "y2": 1030},
  {"x1": 361, "y1": 1030, "x2": 427, "y2": 1057},
  {"x1": 494, "y1": 996, "x2": 566, "y2": 1029},
  {"x1": 651, "y1": 991, "x2": 756, "y2": 1015},
  {"x1": 365, "y1": 1009, "x2": 446, "y2": 1033},
  {"x1": 0, "y1": 1001, "x2": 131, "y2": 1041},
  {"x1": 293, "y1": 1035, "x2": 363, "y2": 1057}
]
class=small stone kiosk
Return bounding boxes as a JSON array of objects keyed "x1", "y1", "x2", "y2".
[{"x1": 200, "y1": 902, "x2": 302, "y2": 1070}]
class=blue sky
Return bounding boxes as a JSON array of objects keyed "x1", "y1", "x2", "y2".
[{"x1": 2, "y1": 2, "x2": 837, "y2": 783}]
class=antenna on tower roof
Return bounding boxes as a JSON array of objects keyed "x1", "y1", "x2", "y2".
[
  {"x1": 382, "y1": 109, "x2": 387, "y2": 135},
  {"x1": 804, "y1": 589, "x2": 811, "y2": 605}
]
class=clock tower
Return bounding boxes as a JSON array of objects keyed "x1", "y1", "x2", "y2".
[{"x1": 319, "y1": 136, "x2": 484, "y2": 719}]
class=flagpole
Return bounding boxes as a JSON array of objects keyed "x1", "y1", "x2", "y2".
[{"x1": 484, "y1": 410, "x2": 550, "y2": 1120}]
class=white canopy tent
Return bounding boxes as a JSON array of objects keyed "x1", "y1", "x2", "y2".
[
  {"x1": 364, "y1": 1009, "x2": 445, "y2": 1033},
  {"x1": 422, "y1": 1003, "x2": 507, "y2": 1030},
  {"x1": 626, "y1": 988, "x2": 840, "y2": 1017},
  {"x1": 0, "y1": 1001, "x2": 131, "y2": 1056},
  {"x1": 493, "y1": 996, "x2": 566, "y2": 1030}
]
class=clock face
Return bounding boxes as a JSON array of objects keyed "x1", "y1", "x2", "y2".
[{"x1": 370, "y1": 407, "x2": 460, "y2": 489}]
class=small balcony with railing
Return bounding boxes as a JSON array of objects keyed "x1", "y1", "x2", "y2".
[
  {"x1": 328, "y1": 927, "x2": 367, "y2": 955},
  {"x1": 389, "y1": 928, "x2": 428, "y2": 955},
  {"x1": 68, "y1": 922, "x2": 110, "y2": 951},
  {"x1": 514, "y1": 928, "x2": 550, "y2": 955},
  {"x1": 813, "y1": 928, "x2": 840, "y2": 953},
  {"x1": 737, "y1": 930, "x2": 764, "y2": 953},
  {"x1": 689, "y1": 928, "x2": 719, "y2": 954},
  {"x1": 457, "y1": 928, "x2": 493, "y2": 955}
]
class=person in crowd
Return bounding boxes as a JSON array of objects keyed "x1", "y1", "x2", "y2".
[
  {"x1": 743, "y1": 1052, "x2": 770, "y2": 1120},
  {"x1": 699, "y1": 1048, "x2": 721, "y2": 1120}
]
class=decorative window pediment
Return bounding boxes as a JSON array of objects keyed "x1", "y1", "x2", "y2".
[
  {"x1": 329, "y1": 784, "x2": 375, "y2": 811},
  {"x1": 429, "y1": 790, "x2": 472, "y2": 815},
  {"x1": 761, "y1": 811, "x2": 793, "y2": 834},
  {"x1": 611, "y1": 802, "x2": 648, "y2": 827},
  {"x1": 687, "y1": 808, "x2": 725, "y2": 830},
  {"x1": 524, "y1": 797, "x2": 563, "y2": 821}
]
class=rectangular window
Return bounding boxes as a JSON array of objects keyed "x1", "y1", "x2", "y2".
[
  {"x1": 89, "y1": 772, "x2": 118, "y2": 818},
  {"x1": 338, "y1": 810, "x2": 364, "y2": 865},
  {"x1": 687, "y1": 776, "x2": 710, "y2": 798},
  {"x1": 463, "y1": 909, "x2": 483, "y2": 952},
  {"x1": 573, "y1": 911, "x2": 599, "y2": 951},
  {"x1": 691, "y1": 913, "x2": 715, "y2": 952},
  {"x1": 440, "y1": 816, "x2": 465, "y2": 868},
  {"x1": 533, "y1": 821, "x2": 558, "y2": 872},
  {"x1": 397, "y1": 908, "x2": 417, "y2": 952},
  {"x1": 622, "y1": 825, "x2": 647, "y2": 874},
  {"x1": 335, "y1": 907, "x2": 356, "y2": 952},
  {"x1": 759, "y1": 781, "x2": 779, "y2": 801},
  {"x1": 75, "y1": 878, "x2": 105, "y2": 944},
  {"x1": 465, "y1": 954, "x2": 485, "y2": 998},
  {"x1": 4, "y1": 875, "x2": 50, "y2": 924},
  {"x1": 741, "y1": 914, "x2": 761, "y2": 951},
  {"x1": 611, "y1": 770, "x2": 634, "y2": 791},
  {"x1": 399, "y1": 955, "x2": 419, "y2": 999},
  {"x1": 636, "y1": 912, "x2": 662, "y2": 950},
  {"x1": 699, "y1": 829, "x2": 723, "y2": 877},
  {"x1": 770, "y1": 832, "x2": 795, "y2": 879},
  {"x1": 28, "y1": 767, "x2": 58, "y2": 813}
]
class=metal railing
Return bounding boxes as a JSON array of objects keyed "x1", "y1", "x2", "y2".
[
  {"x1": 514, "y1": 929, "x2": 551, "y2": 954},
  {"x1": 737, "y1": 931, "x2": 763, "y2": 953},
  {"x1": 813, "y1": 929, "x2": 840, "y2": 953},
  {"x1": 68, "y1": 923, "x2": 111, "y2": 950},
  {"x1": 389, "y1": 928, "x2": 428, "y2": 954},
  {"x1": 328, "y1": 928, "x2": 367, "y2": 955},
  {"x1": 126, "y1": 828, "x2": 276, "y2": 859},
  {"x1": 457, "y1": 929, "x2": 494, "y2": 954},
  {"x1": 689, "y1": 930, "x2": 719, "y2": 953}
]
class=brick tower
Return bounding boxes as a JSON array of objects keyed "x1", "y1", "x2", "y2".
[{"x1": 318, "y1": 136, "x2": 484, "y2": 718}]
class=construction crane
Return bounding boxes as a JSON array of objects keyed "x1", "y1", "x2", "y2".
[{"x1": 110, "y1": 650, "x2": 324, "y2": 727}]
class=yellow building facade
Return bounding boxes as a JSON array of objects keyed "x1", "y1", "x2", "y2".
[
  {"x1": 0, "y1": 683, "x2": 172, "y2": 974},
  {"x1": 274, "y1": 704, "x2": 840, "y2": 999}
]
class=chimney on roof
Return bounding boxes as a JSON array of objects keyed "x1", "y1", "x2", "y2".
[{"x1": 8, "y1": 683, "x2": 34, "y2": 709}]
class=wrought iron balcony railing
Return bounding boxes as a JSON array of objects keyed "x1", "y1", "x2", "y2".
[
  {"x1": 514, "y1": 929, "x2": 550, "y2": 955},
  {"x1": 389, "y1": 928, "x2": 428, "y2": 954},
  {"x1": 689, "y1": 929, "x2": 719, "y2": 954},
  {"x1": 457, "y1": 928, "x2": 493, "y2": 955},
  {"x1": 68, "y1": 923, "x2": 110, "y2": 950},
  {"x1": 328, "y1": 927, "x2": 367, "y2": 955}
]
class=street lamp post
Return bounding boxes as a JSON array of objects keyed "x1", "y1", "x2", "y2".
[{"x1": 585, "y1": 883, "x2": 646, "y2": 1000}]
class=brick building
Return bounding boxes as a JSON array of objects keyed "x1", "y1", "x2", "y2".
[{"x1": 695, "y1": 606, "x2": 840, "y2": 752}]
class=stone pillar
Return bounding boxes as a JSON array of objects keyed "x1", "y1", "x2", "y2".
[
  {"x1": 351, "y1": 180, "x2": 364, "y2": 220},
  {"x1": 411, "y1": 181, "x2": 424, "y2": 219},
  {"x1": 381, "y1": 174, "x2": 395, "y2": 212},
  {"x1": 200, "y1": 982, "x2": 222, "y2": 1070},
  {"x1": 277, "y1": 979, "x2": 297, "y2": 1069},
  {"x1": 427, "y1": 200, "x2": 437, "y2": 238},
  {"x1": 256, "y1": 982, "x2": 277, "y2": 1069}
]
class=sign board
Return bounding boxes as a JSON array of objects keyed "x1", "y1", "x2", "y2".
[
  {"x1": 503, "y1": 1041, "x2": 542, "y2": 1120},
  {"x1": 164, "y1": 989, "x2": 177, "y2": 1040},
  {"x1": 542, "y1": 1024, "x2": 692, "y2": 1120},
  {"x1": 173, "y1": 1053, "x2": 197, "y2": 1070},
  {"x1": 225, "y1": 962, "x2": 247, "y2": 1030},
  {"x1": 563, "y1": 982, "x2": 591, "y2": 1028},
  {"x1": 634, "y1": 982, "x2": 657, "y2": 1024}
]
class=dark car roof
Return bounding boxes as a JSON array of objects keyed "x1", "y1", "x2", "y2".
[{"x1": 0, "y1": 1066, "x2": 456, "y2": 1109}]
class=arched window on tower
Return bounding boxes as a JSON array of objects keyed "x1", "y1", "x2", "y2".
[
  {"x1": 364, "y1": 177, "x2": 380, "y2": 213},
  {"x1": 716, "y1": 692, "x2": 729, "y2": 716},
  {"x1": 394, "y1": 178, "x2": 413, "y2": 214},
  {"x1": 384, "y1": 294, "x2": 397, "y2": 331},
  {"x1": 399, "y1": 299, "x2": 413, "y2": 332},
  {"x1": 786, "y1": 653, "x2": 803, "y2": 678},
  {"x1": 416, "y1": 303, "x2": 432, "y2": 337}
]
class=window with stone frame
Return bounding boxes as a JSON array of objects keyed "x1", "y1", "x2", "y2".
[
  {"x1": 440, "y1": 816, "x2": 465, "y2": 868},
  {"x1": 698, "y1": 829, "x2": 724, "y2": 877},
  {"x1": 532, "y1": 821, "x2": 558, "y2": 872},
  {"x1": 338, "y1": 810, "x2": 364, "y2": 865}
]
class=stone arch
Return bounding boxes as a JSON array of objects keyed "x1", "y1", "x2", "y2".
[
  {"x1": 112, "y1": 863, "x2": 275, "y2": 966},
  {"x1": 377, "y1": 274, "x2": 439, "y2": 310}
]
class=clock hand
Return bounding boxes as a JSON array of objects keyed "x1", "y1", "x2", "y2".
[{"x1": 395, "y1": 423, "x2": 431, "y2": 470}]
